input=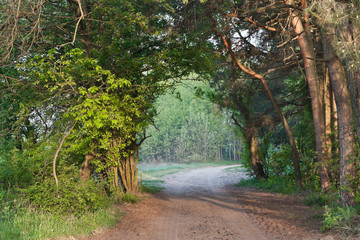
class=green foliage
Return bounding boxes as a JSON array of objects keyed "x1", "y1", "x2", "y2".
[
  {"x1": 24, "y1": 176, "x2": 109, "y2": 216},
  {"x1": 266, "y1": 144, "x2": 293, "y2": 176},
  {"x1": 322, "y1": 206, "x2": 360, "y2": 235},
  {"x1": 0, "y1": 149, "x2": 33, "y2": 188},
  {"x1": 140, "y1": 80, "x2": 241, "y2": 163}
]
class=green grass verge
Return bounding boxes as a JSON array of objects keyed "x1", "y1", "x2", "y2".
[
  {"x1": 140, "y1": 179, "x2": 165, "y2": 194},
  {"x1": 120, "y1": 193, "x2": 141, "y2": 203},
  {"x1": 235, "y1": 176, "x2": 300, "y2": 195},
  {"x1": 0, "y1": 206, "x2": 121, "y2": 240},
  {"x1": 224, "y1": 165, "x2": 247, "y2": 173},
  {"x1": 303, "y1": 192, "x2": 338, "y2": 207}
]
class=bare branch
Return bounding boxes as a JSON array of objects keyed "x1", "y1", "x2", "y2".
[{"x1": 60, "y1": 0, "x2": 84, "y2": 47}]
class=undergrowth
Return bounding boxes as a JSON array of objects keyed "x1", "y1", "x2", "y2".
[
  {"x1": 322, "y1": 205, "x2": 360, "y2": 236},
  {"x1": 0, "y1": 176, "x2": 121, "y2": 240},
  {"x1": 235, "y1": 176, "x2": 300, "y2": 195},
  {"x1": 120, "y1": 193, "x2": 141, "y2": 203},
  {"x1": 0, "y1": 202, "x2": 120, "y2": 240}
]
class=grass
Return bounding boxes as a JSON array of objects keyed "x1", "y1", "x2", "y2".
[
  {"x1": 235, "y1": 176, "x2": 300, "y2": 195},
  {"x1": 121, "y1": 193, "x2": 141, "y2": 203},
  {"x1": 224, "y1": 165, "x2": 247, "y2": 173},
  {"x1": 304, "y1": 192, "x2": 337, "y2": 207},
  {"x1": 0, "y1": 206, "x2": 121, "y2": 240},
  {"x1": 322, "y1": 205, "x2": 360, "y2": 236},
  {"x1": 140, "y1": 179, "x2": 165, "y2": 193}
]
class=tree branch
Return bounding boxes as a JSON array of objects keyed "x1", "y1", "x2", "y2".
[{"x1": 53, "y1": 121, "x2": 77, "y2": 186}]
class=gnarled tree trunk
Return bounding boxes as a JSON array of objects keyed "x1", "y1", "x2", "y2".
[
  {"x1": 80, "y1": 153, "x2": 94, "y2": 181},
  {"x1": 118, "y1": 149, "x2": 141, "y2": 193},
  {"x1": 246, "y1": 125, "x2": 267, "y2": 179}
]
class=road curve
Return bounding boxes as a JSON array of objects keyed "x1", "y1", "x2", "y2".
[{"x1": 88, "y1": 165, "x2": 270, "y2": 240}]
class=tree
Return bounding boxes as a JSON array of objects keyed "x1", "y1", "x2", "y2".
[
  {"x1": 286, "y1": 0, "x2": 332, "y2": 192},
  {"x1": 0, "y1": 0, "x2": 207, "y2": 193},
  {"x1": 316, "y1": 0, "x2": 359, "y2": 205}
]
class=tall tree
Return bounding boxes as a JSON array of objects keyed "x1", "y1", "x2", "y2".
[
  {"x1": 317, "y1": 0, "x2": 359, "y2": 205},
  {"x1": 286, "y1": 0, "x2": 331, "y2": 192}
]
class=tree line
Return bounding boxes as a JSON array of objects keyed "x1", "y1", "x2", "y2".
[{"x1": 139, "y1": 80, "x2": 242, "y2": 163}]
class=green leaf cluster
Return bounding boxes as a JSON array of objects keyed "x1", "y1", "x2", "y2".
[{"x1": 23, "y1": 176, "x2": 109, "y2": 216}]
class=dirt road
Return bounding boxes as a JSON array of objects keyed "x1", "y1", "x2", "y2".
[{"x1": 88, "y1": 165, "x2": 269, "y2": 240}]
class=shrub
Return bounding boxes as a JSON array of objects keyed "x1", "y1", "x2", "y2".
[
  {"x1": 23, "y1": 175, "x2": 109, "y2": 216},
  {"x1": 322, "y1": 205, "x2": 360, "y2": 235}
]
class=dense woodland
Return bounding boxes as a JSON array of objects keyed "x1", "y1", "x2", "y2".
[
  {"x1": 139, "y1": 80, "x2": 243, "y2": 163},
  {"x1": 1, "y1": 0, "x2": 360, "y2": 237}
]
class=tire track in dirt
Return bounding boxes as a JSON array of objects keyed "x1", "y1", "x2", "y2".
[
  {"x1": 155, "y1": 166, "x2": 268, "y2": 240},
  {"x1": 87, "y1": 165, "x2": 269, "y2": 240}
]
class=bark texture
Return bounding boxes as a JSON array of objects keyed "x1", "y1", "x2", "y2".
[
  {"x1": 247, "y1": 127, "x2": 267, "y2": 179},
  {"x1": 322, "y1": 27, "x2": 357, "y2": 205},
  {"x1": 118, "y1": 150, "x2": 141, "y2": 193},
  {"x1": 80, "y1": 154, "x2": 94, "y2": 181}
]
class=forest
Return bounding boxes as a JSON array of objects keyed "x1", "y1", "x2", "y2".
[{"x1": 1, "y1": 0, "x2": 360, "y2": 239}]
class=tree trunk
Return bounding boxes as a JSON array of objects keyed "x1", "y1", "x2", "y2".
[
  {"x1": 324, "y1": 69, "x2": 333, "y2": 178},
  {"x1": 322, "y1": 28, "x2": 357, "y2": 206},
  {"x1": 287, "y1": 0, "x2": 330, "y2": 192},
  {"x1": 347, "y1": 66, "x2": 360, "y2": 146},
  {"x1": 343, "y1": 22, "x2": 360, "y2": 147},
  {"x1": 246, "y1": 126, "x2": 267, "y2": 179},
  {"x1": 79, "y1": 153, "x2": 94, "y2": 181},
  {"x1": 331, "y1": 90, "x2": 339, "y2": 157},
  {"x1": 118, "y1": 149, "x2": 141, "y2": 193}
]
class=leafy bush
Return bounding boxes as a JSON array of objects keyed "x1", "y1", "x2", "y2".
[
  {"x1": 0, "y1": 148, "x2": 34, "y2": 189},
  {"x1": 266, "y1": 144, "x2": 293, "y2": 176},
  {"x1": 24, "y1": 176, "x2": 109, "y2": 216},
  {"x1": 322, "y1": 205, "x2": 360, "y2": 235}
]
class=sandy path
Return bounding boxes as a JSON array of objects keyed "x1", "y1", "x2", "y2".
[{"x1": 88, "y1": 165, "x2": 269, "y2": 240}]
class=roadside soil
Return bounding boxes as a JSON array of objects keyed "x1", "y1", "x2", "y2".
[{"x1": 85, "y1": 166, "x2": 335, "y2": 240}]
